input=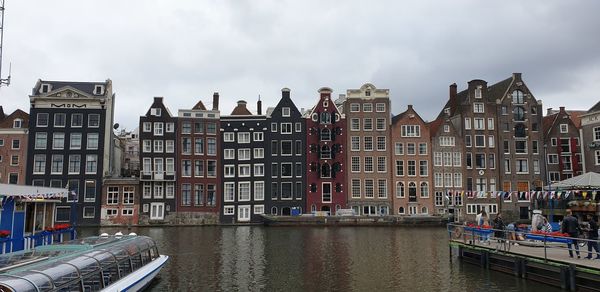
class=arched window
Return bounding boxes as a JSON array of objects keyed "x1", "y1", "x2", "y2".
[
  {"x1": 271, "y1": 206, "x2": 278, "y2": 215},
  {"x1": 396, "y1": 182, "x2": 405, "y2": 198},
  {"x1": 320, "y1": 128, "x2": 331, "y2": 141},
  {"x1": 420, "y1": 182, "x2": 429, "y2": 198},
  {"x1": 512, "y1": 90, "x2": 524, "y2": 104},
  {"x1": 514, "y1": 123, "x2": 526, "y2": 137},
  {"x1": 513, "y1": 106, "x2": 525, "y2": 121},
  {"x1": 421, "y1": 206, "x2": 428, "y2": 214},
  {"x1": 321, "y1": 163, "x2": 331, "y2": 178},
  {"x1": 320, "y1": 145, "x2": 331, "y2": 159},
  {"x1": 320, "y1": 112, "x2": 331, "y2": 124},
  {"x1": 311, "y1": 204, "x2": 316, "y2": 212},
  {"x1": 398, "y1": 207, "x2": 405, "y2": 214}
]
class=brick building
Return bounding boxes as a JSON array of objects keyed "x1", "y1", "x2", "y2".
[
  {"x1": 543, "y1": 107, "x2": 586, "y2": 183},
  {"x1": 0, "y1": 108, "x2": 28, "y2": 185},
  {"x1": 580, "y1": 101, "x2": 600, "y2": 173}
]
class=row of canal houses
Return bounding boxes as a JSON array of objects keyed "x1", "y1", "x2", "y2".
[{"x1": 2, "y1": 73, "x2": 600, "y2": 228}]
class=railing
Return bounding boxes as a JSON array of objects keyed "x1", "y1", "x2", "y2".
[
  {"x1": 0, "y1": 227, "x2": 77, "y2": 254},
  {"x1": 447, "y1": 223, "x2": 599, "y2": 263},
  {"x1": 140, "y1": 171, "x2": 176, "y2": 181}
]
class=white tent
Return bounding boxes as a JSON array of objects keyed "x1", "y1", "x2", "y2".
[{"x1": 549, "y1": 172, "x2": 600, "y2": 189}]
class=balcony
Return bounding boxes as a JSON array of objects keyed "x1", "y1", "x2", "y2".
[{"x1": 140, "y1": 170, "x2": 176, "y2": 181}]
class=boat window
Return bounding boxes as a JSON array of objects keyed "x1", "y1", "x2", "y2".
[
  {"x1": 130, "y1": 253, "x2": 143, "y2": 271},
  {"x1": 65, "y1": 256, "x2": 100, "y2": 276},
  {"x1": 140, "y1": 249, "x2": 151, "y2": 264},
  {"x1": 82, "y1": 271, "x2": 103, "y2": 291},
  {"x1": 117, "y1": 259, "x2": 132, "y2": 278},
  {"x1": 149, "y1": 247, "x2": 158, "y2": 260},
  {"x1": 101, "y1": 264, "x2": 120, "y2": 287},
  {"x1": 31, "y1": 262, "x2": 80, "y2": 288},
  {"x1": 0, "y1": 275, "x2": 38, "y2": 291},
  {"x1": 2, "y1": 272, "x2": 52, "y2": 291}
]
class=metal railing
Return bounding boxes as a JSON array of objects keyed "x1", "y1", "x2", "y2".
[
  {"x1": 447, "y1": 223, "x2": 600, "y2": 263},
  {"x1": 0, "y1": 227, "x2": 76, "y2": 254}
]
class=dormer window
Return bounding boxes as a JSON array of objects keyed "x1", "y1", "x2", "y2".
[
  {"x1": 150, "y1": 108, "x2": 161, "y2": 117},
  {"x1": 13, "y1": 119, "x2": 22, "y2": 128},
  {"x1": 94, "y1": 85, "x2": 105, "y2": 95},
  {"x1": 365, "y1": 90, "x2": 371, "y2": 97},
  {"x1": 474, "y1": 86, "x2": 482, "y2": 99},
  {"x1": 282, "y1": 107, "x2": 290, "y2": 117},
  {"x1": 40, "y1": 84, "x2": 52, "y2": 94}
]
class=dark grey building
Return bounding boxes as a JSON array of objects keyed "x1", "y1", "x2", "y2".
[
  {"x1": 266, "y1": 88, "x2": 306, "y2": 215},
  {"x1": 139, "y1": 97, "x2": 177, "y2": 223},
  {"x1": 220, "y1": 100, "x2": 268, "y2": 223},
  {"x1": 26, "y1": 79, "x2": 115, "y2": 226}
]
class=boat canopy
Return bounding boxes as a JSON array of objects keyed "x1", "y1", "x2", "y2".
[{"x1": 0, "y1": 235, "x2": 159, "y2": 292}]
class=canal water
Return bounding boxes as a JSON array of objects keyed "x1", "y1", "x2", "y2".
[{"x1": 80, "y1": 226, "x2": 559, "y2": 291}]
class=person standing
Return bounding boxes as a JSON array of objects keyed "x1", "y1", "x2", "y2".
[
  {"x1": 562, "y1": 209, "x2": 581, "y2": 258},
  {"x1": 531, "y1": 210, "x2": 544, "y2": 232},
  {"x1": 493, "y1": 213, "x2": 505, "y2": 241},
  {"x1": 584, "y1": 214, "x2": 600, "y2": 259}
]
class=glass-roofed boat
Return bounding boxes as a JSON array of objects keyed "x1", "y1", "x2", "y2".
[{"x1": 0, "y1": 233, "x2": 169, "y2": 291}]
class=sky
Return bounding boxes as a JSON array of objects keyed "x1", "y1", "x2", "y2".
[{"x1": 1, "y1": 0, "x2": 599, "y2": 130}]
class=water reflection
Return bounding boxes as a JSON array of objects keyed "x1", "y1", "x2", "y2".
[{"x1": 80, "y1": 226, "x2": 560, "y2": 292}]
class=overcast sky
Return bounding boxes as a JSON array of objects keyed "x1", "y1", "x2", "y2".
[{"x1": 1, "y1": 0, "x2": 599, "y2": 130}]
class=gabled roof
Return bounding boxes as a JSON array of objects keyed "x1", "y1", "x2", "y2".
[
  {"x1": 33, "y1": 80, "x2": 110, "y2": 97},
  {"x1": 542, "y1": 108, "x2": 587, "y2": 136},
  {"x1": 588, "y1": 100, "x2": 600, "y2": 113},
  {"x1": 392, "y1": 105, "x2": 426, "y2": 126},
  {"x1": 486, "y1": 77, "x2": 513, "y2": 102},
  {"x1": 230, "y1": 101, "x2": 253, "y2": 116},
  {"x1": 0, "y1": 109, "x2": 29, "y2": 129},
  {"x1": 192, "y1": 100, "x2": 207, "y2": 111},
  {"x1": 428, "y1": 117, "x2": 444, "y2": 136}
]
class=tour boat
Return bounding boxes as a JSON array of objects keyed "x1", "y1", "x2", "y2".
[{"x1": 0, "y1": 233, "x2": 169, "y2": 291}]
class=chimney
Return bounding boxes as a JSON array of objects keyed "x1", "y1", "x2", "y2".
[
  {"x1": 282, "y1": 88, "x2": 290, "y2": 99},
  {"x1": 153, "y1": 97, "x2": 163, "y2": 103},
  {"x1": 212, "y1": 92, "x2": 219, "y2": 110},
  {"x1": 408, "y1": 104, "x2": 413, "y2": 110},
  {"x1": 257, "y1": 97, "x2": 262, "y2": 115},
  {"x1": 318, "y1": 87, "x2": 332, "y2": 98},
  {"x1": 559, "y1": 106, "x2": 565, "y2": 112},
  {"x1": 449, "y1": 83, "x2": 457, "y2": 100},
  {"x1": 547, "y1": 108, "x2": 554, "y2": 115},
  {"x1": 513, "y1": 72, "x2": 522, "y2": 80}
]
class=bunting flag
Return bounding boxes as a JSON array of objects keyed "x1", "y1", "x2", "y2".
[{"x1": 582, "y1": 191, "x2": 588, "y2": 199}]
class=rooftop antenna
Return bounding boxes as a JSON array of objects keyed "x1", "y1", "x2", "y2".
[{"x1": 0, "y1": 0, "x2": 11, "y2": 87}]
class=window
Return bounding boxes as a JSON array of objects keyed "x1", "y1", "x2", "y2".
[
  {"x1": 182, "y1": 138, "x2": 192, "y2": 154},
  {"x1": 181, "y1": 184, "x2": 192, "y2": 206},
  {"x1": 407, "y1": 160, "x2": 416, "y2": 176},
  {"x1": 107, "y1": 187, "x2": 119, "y2": 205},
  {"x1": 295, "y1": 122, "x2": 302, "y2": 132},
  {"x1": 454, "y1": 173, "x2": 462, "y2": 187},
  {"x1": 418, "y1": 143, "x2": 427, "y2": 155},
  {"x1": 69, "y1": 133, "x2": 81, "y2": 149},
  {"x1": 320, "y1": 128, "x2": 331, "y2": 141},
  {"x1": 364, "y1": 137, "x2": 373, "y2": 151},
  {"x1": 351, "y1": 136, "x2": 360, "y2": 151},
  {"x1": 253, "y1": 148, "x2": 264, "y2": 159},
  {"x1": 238, "y1": 132, "x2": 250, "y2": 143},
  {"x1": 281, "y1": 123, "x2": 292, "y2": 134},
  {"x1": 474, "y1": 118, "x2": 484, "y2": 130},
  {"x1": 166, "y1": 122, "x2": 175, "y2": 133},
  {"x1": 51, "y1": 155, "x2": 63, "y2": 174},
  {"x1": 84, "y1": 180, "x2": 96, "y2": 202},
  {"x1": 442, "y1": 152, "x2": 451, "y2": 166},
  {"x1": 153, "y1": 183, "x2": 164, "y2": 199},
  {"x1": 281, "y1": 182, "x2": 293, "y2": 199},
  {"x1": 123, "y1": 186, "x2": 134, "y2": 205},
  {"x1": 239, "y1": 164, "x2": 251, "y2": 177},
  {"x1": 512, "y1": 90, "x2": 524, "y2": 104},
  {"x1": 224, "y1": 165, "x2": 235, "y2": 177},
  {"x1": 475, "y1": 135, "x2": 485, "y2": 147},
  {"x1": 594, "y1": 127, "x2": 600, "y2": 141},
  {"x1": 154, "y1": 122, "x2": 164, "y2": 136},
  {"x1": 166, "y1": 140, "x2": 174, "y2": 153},
  {"x1": 350, "y1": 118, "x2": 360, "y2": 131},
  {"x1": 533, "y1": 159, "x2": 540, "y2": 174},
  {"x1": 182, "y1": 160, "x2": 192, "y2": 176},
  {"x1": 473, "y1": 103, "x2": 484, "y2": 113},
  {"x1": 378, "y1": 180, "x2": 388, "y2": 198},
  {"x1": 377, "y1": 137, "x2": 386, "y2": 151},
  {"x1": 466, "y1": 153, "x2": 472, "y2": 169},
  {"x1": 254, "y1": 182, "x2": 265, "y2": 201},
  {"x1": 377, "y1": 157, "x2": 387, "y2": 173},
  {"x1": 595, "y1": 150, "x2": 600, "y2": 165},
  {"x1": 37, "y1": 113, "x2": 49, "y2": 127},
  {"x1": 439, "y1": 136, "x2": 455, "y2": 147},
  {"x1": 194, "y1": 138, "x2": 204, "y2": 154},
  {"x1": 224, "y1": 183, "x2": 235, "y2": 202},
  {"x1": 53, "y1": 133, "x2": 65, "y2": 149},
  {"x1": 560, "y1": 124, "x2": 568, "y2": 133},
  {"x1": 207, "y1": 138, "x2": 216, "y2": 155},
  {"x1": 376, "y1": 118, "x2": 386, "y2": 131},
  {"x1": 224, "y1": 206, "x2": 235, "y2": 215},
  {"x1": 86, "y1": 133, "x2": 99, "y2": 150},
  {"x1": 51, "y1": 114, "x2": 66, "y2": 128},
  {"x1": 238, "y1": 182, "x2": 251, "y2": 201},
  {"x1": 143, "y1": 122, "x2": 151, "y2": 132},
  {"x1": 376, "y1": 103, "x2": 386, "y2": 112},
  {"x1": 395, "y1": 143, "x2": 403, "y2": 155},
  {"x1": 271, "y1": 123, "x2": 278, "y2": 132},
  {"x1": 85, "y1": 155, "x2": 98, "y2": 174},
  {"x1": 320, "y1": 112, "x2": 331, "y2": 124},
  {"x1": 351, "y1": 157, "x2": 360, "y2": 172},
  {"x1": 207, "y1": 161, "x2": 217, "y2": 177},
  {"x1": 488, "y1": 154, "x2": 496, "y2": 169},
  {"x1": 420, "y1": 182, "x2": 429, "y2": 198},
  {"x1": 88, "y1": 114, "x2": 100, "y2": 128},
  {"x1": 487, "y1": 118, "x2": 494, "y2": 130},
  {"x1": 166, "y1": 158, "x2": 175, "y2": 174},
  {"x1": 350, "y1": 103, "x2": 360, "y2": 112},
  {"x1": 475, "y1": 153, "x2": 486, "y2": 169},
  {"x1": 364, "y1": 179, "x2": 374, "y2": 198},
  {"x1": 444, "y1": 173, "x2": 452, "y2": 187},
  {"x1": 363, "y1": 103, "x2": 373, "y2": 112},
  {"x1": 254, "y1": 164, "x2": 265, "y2": 176},
  {"x1": 207, "y1": 123, "x2": 217, "y2": 134},
  {"x1": 464, "y1": 118, "x2": 471, "y2": 130},
  {"x1": 453, "y1": 152, "x2": 461, "y2": 167},
  {"x1": 364, "y1": 157, "x2": 374, "y2": 172},
  {"x1": 351, "y1": 180, "x2": 361, "y2": 198},
  {"x1": 516, "y1": 159, "x2": 529, "y2": 173},
  {"x1": 532, "y1": 141, "x2": 539, "y2": 154},
  {"x1": 396, "y1": 182, "x2": 405, "y2": 198},
  {"x1": 35, "y1": 132, "x2": 48, "y2": 149},
  {"x1": 280, "y1": 141, "x2": 292, "y2": 156},
  {"x1": 295, "y1": 163, "x2": 302, "y2": 177},
  {"x1": 488, "y1": 136, "x2": 495, "y2": 148},
  {"x1": 406, "y1": 143, "x2": 416, "y2": 155},
  {"x1": 68, "y1": 155, "x2": 81, "y2": 174},
  {"x1": 504, "y1": 159, "x2": 511, "y2": 173},
  {"x1": 363, "y1": 118, "x2": 373, "y2": 131},
  {"x1": 515, "y1": 140, "x2": 527, "y2": 153},
  {"x1": 282, "y1": 107, "x2": 291, "y2": 117},
  {"x1": 434, "y1": 173, "x2": 443, "y2": 187},
  {"x1": 419, "y1": 161, "x2": 428, "y2": 176},
  {"x1": 465, "y1": 135, "x2": 472, "y2": 147},
  {"x1": 224, "y1": 132, "x2": 234, "y2": 142},
  {"x1": 395, "y1": 160, "x2": 404, "y2": 176},
  {"x1": 83, "y1": 207, "x2": 96, "y2": 219},
  {"x1": 401, "y1": 125, "x2": 420, "y2": 137},
  {"x1": 71, "y1": 114, "x2": 83, "y2": 127},
  {"x1": 434, "y1": 152, "x2": 442, "y2": 166}
]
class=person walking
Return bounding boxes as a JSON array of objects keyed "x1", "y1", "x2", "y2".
[
  {"x1": 562, "y1": 209, "x2": 581, "y2": 258},
  {"x1": 584, "y1": 214, "x2": 600, "y2": 259}
]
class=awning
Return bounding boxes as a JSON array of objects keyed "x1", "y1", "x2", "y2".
[
  {"x1": 0, "y1": 184, "x2": 69, "y2": 199},
  {"x1": 549, "y1": 172, "x2": 600, "y2": 190}
]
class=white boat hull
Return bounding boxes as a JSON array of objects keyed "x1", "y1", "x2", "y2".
[{"x1": 101, "y1": 255, "x2": 169, "y2": 292}]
